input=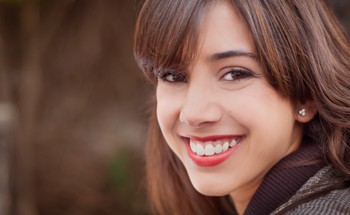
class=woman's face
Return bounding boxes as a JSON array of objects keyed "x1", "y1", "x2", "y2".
[{"x1": 156, "y1": 1, "x2": 303, "y2": 202}]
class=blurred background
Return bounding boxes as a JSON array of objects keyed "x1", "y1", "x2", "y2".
[{"x1": 0, "y1": 0, "x2": 348, "y2": 215}]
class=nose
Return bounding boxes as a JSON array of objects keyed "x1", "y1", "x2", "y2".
[{"x1": 179, "y1": 84, "x2": 222, "y2": 127}]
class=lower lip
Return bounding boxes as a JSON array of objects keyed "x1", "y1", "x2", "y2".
[{"x1": 185, "y1": 140, "x2": 241, "y2": 167}]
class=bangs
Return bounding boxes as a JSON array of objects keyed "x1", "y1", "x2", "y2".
[
  {"x1": 232, "y1": 0, "x2": 337, "y2": 102},
  {"x1": 134, "y1": 0, "x2": 212, "y2": 82}
]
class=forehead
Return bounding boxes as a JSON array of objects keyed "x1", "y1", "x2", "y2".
[{"x1": 197, "y1": 1, "x2": 256, "y2": 61}]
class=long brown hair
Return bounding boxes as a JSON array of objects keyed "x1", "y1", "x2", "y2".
[{"x1": 134, "y1": 0, "x2": 350, "y2": 214}]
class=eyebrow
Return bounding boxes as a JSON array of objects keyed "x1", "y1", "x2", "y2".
[{"x1": 209, "y1": 50, "x2": 257, "y2": 61}]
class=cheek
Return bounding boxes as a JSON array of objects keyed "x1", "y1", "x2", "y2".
[
  {"x1": 156, "y1": 87, "x2": 186, "y2": 157},
  {"x1": 222, "y1": 84, "x2": 296, "y2": 142},
  {"x1": 235, "y1": 94, "x2": 297, "y2": 154},
  {"x1": 156, "y1": 87, "x2": 182, "y2": 136},
  {"x1": 232, "y1": 83, "x2": 294, "y2": 123},
  {"x1": 156, "y1": 101, "x2": 172, "y2": 134}
]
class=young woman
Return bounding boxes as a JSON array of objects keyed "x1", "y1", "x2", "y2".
[{"x1": 134, "y1": 0, "x2": 350, "y2": 214}]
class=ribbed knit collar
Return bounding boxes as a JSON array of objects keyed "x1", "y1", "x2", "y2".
[{"x1": 233, "y1": 139, "x2": 326, "y2": 215}]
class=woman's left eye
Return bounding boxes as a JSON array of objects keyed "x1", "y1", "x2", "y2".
[
  {"x1": 221, "y1": 68, "x2": 254, "y2": 81},
  {"x1": 157, "y1": 70, "x2": 187, "y2": 83}
]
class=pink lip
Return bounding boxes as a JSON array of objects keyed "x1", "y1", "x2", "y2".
[
  {"x1": 187, "y1": 135, "x2": 239, "y2": 141},
  {"x1": 183, "y1": 135, "x2": 242, "y2": 167}
]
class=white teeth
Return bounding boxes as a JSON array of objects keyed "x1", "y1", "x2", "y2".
[
  {"x1": 204, "y1": 144, "x2": 215, "y2": 156},
  {"x1": 190, "y1": 141, "x2": 197, "y2": 153},
  {"x1": 196, "y1": 144, "x2": 205, "y2": 156},
  {"x1": 190, "y1": 138, "x2": 240, "y2": 157},
  {"x1": 230, "y1": 139, "x2": 237, "y2": 147},
  {"x1": 214, "y1": 144, "x2": 223, "y2": 154},
  {"x1": 222, "y1": 142, "x2": 229, "y2": 151}
]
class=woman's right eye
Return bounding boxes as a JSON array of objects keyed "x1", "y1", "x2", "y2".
[{"x1": 157, "y1": 71, "x2": 187, "y2": 83}]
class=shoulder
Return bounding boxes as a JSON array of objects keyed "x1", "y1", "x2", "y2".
[
  {"x1": 286, "y1": 187, "x2": 350, "y2": 214},
  {"x1": 272, "y1": 165, "x2": 350, "y2": 215}
]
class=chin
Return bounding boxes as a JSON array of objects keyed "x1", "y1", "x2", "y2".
[{"x1": 190, "y1": 179, "x2": 231, "y2": 197}]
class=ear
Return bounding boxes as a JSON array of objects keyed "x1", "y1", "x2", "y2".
[{"x1": 295, "y1": 100, "x2": 318, "y2": 123}]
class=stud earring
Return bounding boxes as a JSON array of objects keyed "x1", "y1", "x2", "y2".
[{"x1": 298, "y1": 108, "x2": 306, "y2": 116}]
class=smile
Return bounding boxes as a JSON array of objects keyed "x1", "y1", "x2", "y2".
[
  {"x1": 190, "y1": 137, "x2": 241, "y2": 156},
  {"x1": 183, "y1": 135, "x2": 243, "y2": 167}
]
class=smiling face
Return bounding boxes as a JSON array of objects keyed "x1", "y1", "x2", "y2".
[{"x1": 156, "y1": 0, "x2": 304, "y2": 208}]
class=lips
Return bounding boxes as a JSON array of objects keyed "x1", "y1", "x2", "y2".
[
  {"x1": 190, "y1": 137, "x2": 240, "y2": 156},
  {"x1": 183, "y1": 135, "x2": 243, "y2": 167}
]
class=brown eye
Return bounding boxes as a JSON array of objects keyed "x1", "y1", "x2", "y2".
[
  {"x1": 158, "y1": 70, "x2": 187, "y2": 83},
  {"x1": 222, "y1": 69, "x2": 253, "y2": 81}
]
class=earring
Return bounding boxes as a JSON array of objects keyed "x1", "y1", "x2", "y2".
[{"x1": 298, "y1": 108, "x2": 306, "y2": 116}]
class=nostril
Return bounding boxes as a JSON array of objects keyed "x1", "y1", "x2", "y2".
[
  {"x1": 179, "y1": 116, "x2": 209, "y2": 127},
  {"x1": 179, "y1": 113, "x2": 189, "y2": 124},
  {"x1": 179, "y1": 112, "x2": 203, "y2": 127},
  {"x1": 179, "y1": 107, "x2": 222, "y2": 127}
]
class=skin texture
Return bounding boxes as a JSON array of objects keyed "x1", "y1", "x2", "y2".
[{"x1": 155, "y1": 1, "x2": 315, "y2": 214}]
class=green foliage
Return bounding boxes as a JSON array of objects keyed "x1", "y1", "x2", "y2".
[
  {"x1": 108, "y1": 150, "x2": 132, "y2": 190},
  {"x1": 107, "y1": 147, "x2": 150, "y2": 214}
]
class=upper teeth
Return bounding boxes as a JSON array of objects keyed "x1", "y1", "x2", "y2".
[{"x1": 189, "y1": 138, "x2": 239, "y2": 156}]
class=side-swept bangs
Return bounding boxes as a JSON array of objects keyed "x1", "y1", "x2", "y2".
[
  {"x1": 233, "y1": 0, "x2": 350, "y2": 104},
  {"x1": 134, "y1": 0, "x2": 212, "y2": 83}
]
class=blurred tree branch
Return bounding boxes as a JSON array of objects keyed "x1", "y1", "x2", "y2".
[
  {"x1": 0, "y1": 31, "x2": 13, "y2": 215},
  {"x1": 0, "y1": 0, "x2": 74, "y2": 215},
  {"x1": 14, "y1": 0, "x2": 41, "y2": 214},
  {"x1": 39, "y1": 0, "x2": 71, "y2": 53}
]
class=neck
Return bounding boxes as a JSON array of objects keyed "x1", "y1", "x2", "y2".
[
  {"x1": 240, "y1": 140, "x2": 325, "y2": 215},
  {"x1": 230, "y1": 177, "x2": 263, "y2": 214}
]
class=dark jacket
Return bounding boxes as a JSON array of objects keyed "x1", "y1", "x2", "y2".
[
  {"x1": 272, "y1": 165, "x2": 350, "y2": 215},
  {"x1": 238, "y1": 139, "x2": 350, "y2": 215}
]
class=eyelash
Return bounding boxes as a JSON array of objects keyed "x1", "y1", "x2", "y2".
[
  {"x1": 157, "y1": 68, "x2": 254, "y2": 83},
  {"x1": 157, "y1": 70, "x2": 187, "y2": 83},
  {"x1": 221, "y1": 68, "x2": 254, "y2": 81}
]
